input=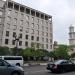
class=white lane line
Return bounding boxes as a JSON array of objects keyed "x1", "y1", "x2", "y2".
[{"x1": 25, "y1": 70, "x2": 48, "y2": 74}]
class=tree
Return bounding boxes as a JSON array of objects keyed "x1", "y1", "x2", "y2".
[
  {"x1": 0, "y1": 46, "x2": 10, "y2": 55},
  {"x1": 49, "y1": 45, "x2": 70, "y2": 60}
]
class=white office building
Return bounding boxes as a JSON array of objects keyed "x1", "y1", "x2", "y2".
[{"x1": 0, "y1": 0, "x2": 53, "y2": 51}]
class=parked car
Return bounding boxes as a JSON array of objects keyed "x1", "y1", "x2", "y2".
[
  {"x1": 0, "y1": 59, "x2": 24, "y2": 75},
  {"x1": 46, "y1": 59, "x2": 75, "y2": 73}
]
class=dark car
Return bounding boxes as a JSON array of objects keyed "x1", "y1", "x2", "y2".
[
  {"x1": 47, "y1": 60, "x2": 75, "y2": 73},
  {"x1": 0, "y1": 59, "x2": 24, "y2": 75}
]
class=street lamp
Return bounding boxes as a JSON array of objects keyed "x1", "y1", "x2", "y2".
[{"x1": 14, "y1": 34, "x2": 20, "y2": 56}]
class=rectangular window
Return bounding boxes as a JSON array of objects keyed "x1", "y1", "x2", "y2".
[
  {"x1": 42, "y1": 38, "x2": 44, "y2": 42},
  {"x1": 26, "y1": 21, "x2": 29, "y2": 27},
  {"x1": 31, "y1": 29, "x2": 34, "y2": 34},
  {"x1": 42, "y1": 44, "x2": 44, "y2": 49},
  {"x1": 26, "y1": 15, "x2": 29, "y2": 20},
  {"x1": 8, "y1": 10, "x2": 11, "y2": 15},
  {"x1": 46, "y1": 27, "x2": 48, "y2": 31},
  {"x1": 7, "y1": 23, "x2": 10, "y2": 29},
  {"x1": 37, "y1": 37, "x2": 39, "y2": 41},
  {"x1": 25, "y1": 35, "x2": 28, "y2": 40},
  {"x1": 13, "y1": 25, "x2": 17, "y2": 30},
  {"x1": 25, "y1": 41, "x2": 28, "y2": 47},
  {"x1": 6, "y1": 31, "x2": 9, "y2": 37},
  {"x1": 26, "y1": 28, "x2": 29, "y2": 33},
  {"x1": 0, "y1": 18, "x2": 1, "y2": 22},
  {"x1": 46, "y1": 33, "x2": 48, "y2": 37},
  {"x1": 19, "y1": 41, "x2": 22, "y2": 46},
  {"x1": 36, "y1": 30, "x2": 39, "y2": 35},
  {"x1": 7, "y1": 16, "x2": 11, "y2": 22},
  {"x1": 20, "y1": 26, "x2": 23, "y2": 31},
  {"x1": 32, "y1": 17, "x2": 34, "y2": 21},
  {"x1": 14, "y1": 18, "x2": 17, "y2": 24},
  {"x1": 46, "y1": 44, "x2": 48, "y2": 49},
  {"x1": 42, "y1": 32, "x2": 44, "y2": 36},
  {"x1": 31, "y1": 36, "x2": 34, "y2": 40},
  {"x1": 32, "y1": 23, "x2": 34, "y2": 28},
  {"x1": 19, "y1": 34, "x2": 22, "y2": 38},
  {"x1": 42, "y1": 26, "x2": 44, "y2": 30},
  {"x1": 13, "y1": 32, "x2": 16, "y2": 37},
  {"x1": 12, "y1": 40, "x2": 15, "y2": 45},
  {"x1": 46, "y1": 38, "x2": 48, "y2": 43},
  {"x1": 20, "y1": 20, "x2": 23, "y2": 25},
  {"x1": 5, "y1": 39, "x2": 9, "y2": 44},
  {"x1": 0, "y1": 11, "x2": 2, "y2": 15}
]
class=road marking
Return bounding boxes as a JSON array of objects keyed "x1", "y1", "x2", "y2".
[{"x1": 25, "y1": 70, "x2": 48, "y2": 74}]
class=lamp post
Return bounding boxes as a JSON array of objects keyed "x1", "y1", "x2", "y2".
[{"x1": 14, "y1": 34, "x2": 20, "y2": 56}]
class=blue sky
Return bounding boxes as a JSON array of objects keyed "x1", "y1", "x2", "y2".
[{"x1": 9, "y1": 0, "x2": 75, "y2": 44}]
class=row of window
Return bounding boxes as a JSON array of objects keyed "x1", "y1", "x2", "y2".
[
  {"x1": 6, "y1": 31, "x2": 51, "y2": 42},
  {"x1": 6, "y1": 30, "x2": 50, "y2": 37},
  {"x1": 7, "y1": 2, "x2": 51, "y2": 20},
  {"x1": 6, "y1": 22, "x2": 49, "y2": 31},
  {"x1": 5, "y1": 39, "x2": 52, "y2": 49},
  {"x1": 7, "y1": 15, "x2": 50, "y2": 26}
]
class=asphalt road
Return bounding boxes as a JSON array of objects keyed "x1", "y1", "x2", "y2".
[{"x1": 24, "y1": 65, "x2": 75, "y2": 75}]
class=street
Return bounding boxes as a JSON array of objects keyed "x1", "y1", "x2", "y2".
[{"x1": 24, "y1": 65, "x2": 75, "y2": 75}]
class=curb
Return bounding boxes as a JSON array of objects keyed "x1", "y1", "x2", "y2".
[{"x1": 24, "y1": 63, "x2": 47, "y2": 66}]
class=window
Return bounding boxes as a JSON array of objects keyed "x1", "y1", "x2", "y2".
[
  {"x1": 42, "y1": 44, "x2": 44, "y2": 49},
  {"x1": 0, "y1": 18, "x2": 1, "y2": 22},
  {"x1": 46, "y1": 27, "x2": 48, "y2": 31},
  {"x1": 46, "y1": 33, "x2": 48, "y2": 37},
  {"x1": 31, "y1": 29, "x2": 34, "y2": 34},
  {"x1": 41, "y1": 20, "x2": 43, "y2": 24},
  {"x1": 36, "y1": 43, "x2": 40, "y2": 48},
  {"x1": 50, "y1": 45, "x2": 52, "y2": 49},
  {"x1": 20, "y1": 26, "x2": 23, "y2": 31},
  {"x1": 14, "y1": 18, "x2": 17, "y2": 24},
  {"x1": 37, "y1": 19, "x2": 39, "y2": 23},
  {"x1": 37, "y1": 24, "x2": 39, "y2": 29},
  {"x1": 5, "y1": 39, "x2": 9, "y2": 44},
  {"x1": 20, "y1": 20, "x2": 23, "y2": 25},
  {"x1": 46, "y1": 44, "x2": 48, "y2": 49},
  {"x1": 32, "y1": 17, "x2": 34, "y2": 21},
  {"x1": 42, "y1": 32, "x2": 44, "y2": 36},
  {"x1": 50, "y1": 39, "x2": 52, "y2": 43},
  {"x1": 13, "y1": 25, "x2": 17, "y2": 30},
  {"x1": 46, "y1": 38, "x2": 48, "y2": 43},
  {"x1": 36, "y1": 30, "x2": 39, "y2": 35},
  {"x1": 26, "y1": 15, "x2": 29, "y2": 20},
  {"x1": 12, "y1": 40, "x2": 15, "y2": 45},
  {"x1": 19, "y1": 41, "x2": 22, "y2": 46},
  {"x1": 6, "y1": 31, "x2": 9, "y2": 37},
  {"x1": 15, "y1": 12, "x2": 18, "y2": 16},
  {"x1": 42, "y1": 26, "x2": 44, "y2": 30},
  {"x1": 37, "y1": 37, "x2": 39, "y2": 41},
  {"x1": 32, "y1": 23, "x2": 34, "y2": 28},
  {"x1": 0, "y1": 11, "x2": 2, "y2": 15},
  {"x1": 26, "y1": 28, "x2": 29, "y2": 33},
  {"x1": 31, "y1": 36, "x2": 34, "y2": 40},
  {"x1": 19, "y1": 34, "x2": 22, "y2": 38},
  {"x1": 7, "y1": 23, "x2": 10, "y2": 29},
  {"x1": 25, "y1": 41, "x2": 28, "y2": 47},
  {"x1": 42, "y1": 38, "x2": 44, "y2": 42},
  {"x1": 8, "y1": 10, "x2": 11, "y2": 15},
  {"x1": 26, "y1": 21, "x2": 29, "y2": 27},
  {"x1": 13, "y1": 32, "x2": 16, "y2": 37},
  {"x1": 7, "y1": 16, "x2": 11, "y2": 22},
  {"x1": 25, "y1": 35, "x2": 28, "y2": 40}
]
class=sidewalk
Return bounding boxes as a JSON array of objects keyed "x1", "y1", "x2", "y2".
[{"x1": 24, "y1": 63, "x2": 47, "y2": 66}]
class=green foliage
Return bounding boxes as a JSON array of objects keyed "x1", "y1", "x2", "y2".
[
  {"x1": 49, "y1": 44, "x2": 70, "y2": 59},
  {"x1": 71, "y1": 53, "x2": 75, "y2": 58},
  {"x1": 0, "y1": 46, "x2": 10, "y2": 55}
]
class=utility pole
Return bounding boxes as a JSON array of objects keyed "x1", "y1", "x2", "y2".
[{"x1": 14, "y1": 34, "x2": 20, "y2": 56}]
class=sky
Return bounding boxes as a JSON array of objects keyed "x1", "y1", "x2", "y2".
[{"x1": 6, "y1": 0, "x2": 75, "y2": 44}]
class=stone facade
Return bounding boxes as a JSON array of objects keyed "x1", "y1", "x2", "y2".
[{"x1": 0, "y1": 0, "x2": 53, "y2": 51}]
